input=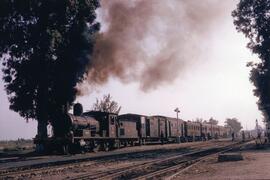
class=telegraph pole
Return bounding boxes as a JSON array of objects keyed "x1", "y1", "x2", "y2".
[{"x1": 174, "y1": 108, "x2": 180, "y2": 143}]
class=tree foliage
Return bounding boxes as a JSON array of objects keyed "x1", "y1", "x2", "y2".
[
  {"x1": 0, "y1": 0, "x2": 100, "y2": 137},
  {"x1": 195, "y1": 118, "x2": 203, "y2": 123},
  {"x1": 92, "y1": 94, "x2": 121, "y2": 114},
  {"x1": 232, "y1": 0, "x2": 270, "y2": 121},
  {"x1": 197, "y1": 117, "x2": 219, "y2": 125},
  {"x1": 225, "y1": 118, "x2": 243, "y2": 133},
  {"x1": 207, "y1": 117, "x2": 218, "y2": 125}
]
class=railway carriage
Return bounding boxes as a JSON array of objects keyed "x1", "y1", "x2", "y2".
[
  {"x1": 212, "y1": 124, "x2": 220, "y2": 139},
  {"x1": 200, "y1": 123, "x2": 208, "y2": 140},
  {"x1": 118, "y1": 113, "x2": 147, "y2": 145},
  {"x1": 202, "y1": 123, "x2": 219, "y2": 140},
  {"x1": 206, "y1": 123, "x2": 214, "y2": 139},
  {"x1": 185, "y1": 121, "x2": 202, "y2": 141},
  {"x1": 145, "y1": 116, "x2": 168, "y2": 142},
  {"x1": 118, "y1": 115, "x2": 186, "y2": 143},
  {"x1": 219, "y1": 126, "x2": 231, "y2": 138},
  {"x1": 166, "y1": 117, "x2": 185, "y2": 142}
]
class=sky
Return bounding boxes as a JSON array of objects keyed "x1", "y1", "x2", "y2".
[{"x1": 0, "y1": 0, "x2": 264, "y2": 140}]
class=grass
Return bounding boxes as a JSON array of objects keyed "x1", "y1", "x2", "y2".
[{"x1": 0, "y1": 139, "x2": 34, "y2": 153}]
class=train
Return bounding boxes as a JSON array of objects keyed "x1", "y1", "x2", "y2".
[{"x1": 34, "y1": 103, "x2": 231, "y2": 154}]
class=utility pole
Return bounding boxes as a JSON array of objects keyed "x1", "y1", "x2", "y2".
[{"x1": 174, "y1": 108, "x2": 180, "y2": 143}]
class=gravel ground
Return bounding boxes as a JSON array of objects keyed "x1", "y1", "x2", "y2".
[{"x1": 175, "y1": 142, "x2": 270, "y2": 180}]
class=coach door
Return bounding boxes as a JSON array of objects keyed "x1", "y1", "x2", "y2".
[
  {"x1": 181, "y1": 123, "x2": 184, "y2": 137},
  {"x1": 140, "y1": 116, "x2": 146, "y2": 138},
  {"x1": 165, "y1": 120, "x2": 168, "y2": 138},
  {"x1": 158, "y1": 118, "x2": 161, "y2": 137},
  {"x1": 109, "y1": 115, "x2": 117, "y2": 138},
  {"x1": 184, "y1": 122, "x2": 188, "y2": 137},
  {"x1": 168, "y1": 120, "x2": 172, "y2": 137}
]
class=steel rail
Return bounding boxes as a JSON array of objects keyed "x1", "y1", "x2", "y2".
[{"x1": 69, "y1": 141, "x2": 241, "y2": 180}]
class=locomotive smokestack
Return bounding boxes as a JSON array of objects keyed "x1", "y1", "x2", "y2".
[{"x1": 74, "y1": 103, "x2": 83, "y2": 116}]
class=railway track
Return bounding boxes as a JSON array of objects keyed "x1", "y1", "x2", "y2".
[
  {"x1": 138, "y1": 141, "x2": 249, "y2": 180},
  {"x1": 0, "y1": 140, "x2": 240, "y2": 179},
  {"x1": 0, "y1": 149, "x2": 192, "y2": 180},
  {"x1": 0, "y1": 141, "x2": 208, "y2": 171},
  {"x1": 68, "y1": 140, "x2": 249, "y2": 180},
  {"x1": 136, "y1": 145, "x2": 240, "y2": 180}
]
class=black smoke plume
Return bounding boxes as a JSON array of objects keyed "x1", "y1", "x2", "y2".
[{"x1": 79, "y1": 0, "x2": 232, "y2": 93}]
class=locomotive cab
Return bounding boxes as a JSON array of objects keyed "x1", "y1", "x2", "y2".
[{"x1": 83, "y1": 111, "x2": 118, "y2": 138}]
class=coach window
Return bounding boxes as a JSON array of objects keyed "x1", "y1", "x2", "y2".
[{"x1": 111, "y1": 116, "x2": 115, "y2": 125}]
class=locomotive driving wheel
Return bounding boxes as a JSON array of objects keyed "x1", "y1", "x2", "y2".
[
  {"x1": 61, "y1": 144, "x2": 69, "y2": 155},
  {"x1": 92, "y1": 141, "x2": 100, "y2": 153},
  {"x1": 114, "y1": 140, "x2": 120, "y2": 149},
  {"x1": 102, "y1": 142, "x2": 110, "y2": 152},
  {"x1": 138, "y1": 139, "x2": 145, "y2": 146}
]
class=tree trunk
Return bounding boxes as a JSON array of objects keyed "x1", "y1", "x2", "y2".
[
  {"x1": 34, "y1": 8, "x2": 51, "y2": 152},
  {"x1": 37, "y1": 119, "x2": 47, "y2": 138},
  {"x1": 35, "y1": 72, "x2": 48, "y2": 152}
]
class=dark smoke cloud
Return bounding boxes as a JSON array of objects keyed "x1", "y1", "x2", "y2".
[{"x1": 80, "y1": 0, "x2": 232, "y2": 93}]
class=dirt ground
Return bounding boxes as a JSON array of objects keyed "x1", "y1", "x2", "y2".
[{"x1": 176, "y1": 143, "x2": 270, "y2": 180}]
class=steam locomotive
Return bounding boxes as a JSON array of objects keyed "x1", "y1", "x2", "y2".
[{"x1": 35, "y1": 103, "x2": 230, "y2": 154}]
